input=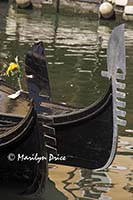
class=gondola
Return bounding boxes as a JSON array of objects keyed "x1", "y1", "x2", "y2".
[
  {"x1": 25, "y1": 24, "x2": 126, "y2": 170},
  {"x1": 0, "y1": 78, "x2": 113, "y2": 170},
  {"x1": 0, "y1": 89, "x2": 48, "y2": 197},
  {"x1": 0, "y1": 24, "x2": 126, "y2": 171}
]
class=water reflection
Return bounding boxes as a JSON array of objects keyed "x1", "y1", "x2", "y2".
[
  {"x1": 48, "y1": 165, "x2": 113, "y2": 200},
  {"x1": 3, "y1": 3, "x2": 110, "y2": 107},
  {"x1": 76, "y1": 169, "x2": 112, "y2": 199},
  {"x1": 124, "y1": 170, "x2": 133, "y2": 194},
  {"x1": 48, "y1": 155, "x2": 133, "y2": 200}
]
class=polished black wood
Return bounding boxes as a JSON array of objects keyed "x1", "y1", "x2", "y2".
[
  {"x1": 0, "y1": 100, "x2": 47, "y2": 198},
  {"x1": 0, "y1": 78, "x2": 114, "y2": 170},
  {"x1": 43, "y1": 83, "x2": 114, "y2": 169},
  {"x1": 25, "y1": 42, "x2": 115, "y2": 170}
]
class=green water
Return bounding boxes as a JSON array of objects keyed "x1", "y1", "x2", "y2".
[{"x1": 0, "y1": 1, "x2": 132, "y2": 200}]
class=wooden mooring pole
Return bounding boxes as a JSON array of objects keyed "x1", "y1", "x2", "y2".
[{"x1": 56, "y1": 0, "x2": 60, "y2": 13}]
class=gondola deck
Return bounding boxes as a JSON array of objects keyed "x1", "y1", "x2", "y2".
[{"x1": 0, "y1": 78, "x2": 77, "y2": 116}]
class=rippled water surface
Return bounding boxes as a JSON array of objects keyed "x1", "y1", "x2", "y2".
[{"x1": 0, "y1": 2, "x2": 133, "y2": 200}]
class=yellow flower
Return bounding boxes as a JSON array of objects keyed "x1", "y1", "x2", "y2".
[{"x1": 6, "y1": 62, "x2": 19, "y2": 76}]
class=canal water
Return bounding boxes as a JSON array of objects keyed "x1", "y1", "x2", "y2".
[{"x1": 0, "y1": 2, "x2": 132, "y2": 200}]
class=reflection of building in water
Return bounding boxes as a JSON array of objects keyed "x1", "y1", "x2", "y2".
[
  {"x1": 76, "y1": 169, "x2": 112, "y2": 200},
  {"x1": 5, "y1": 4, "x2": 108, "y2": 107},
  {"x1": 97, "y1": 25, "x2": 111, "y2": 49},
  {"x1": 124, "y1": 170, "x2": 133, "y2": 194},
  {"x1": 107, "y1": 136, "x2": 133, "y2": 200},
  {"x1": 6, "y1": 5, "x2": 54, "y2": 44},
  {"x1": 48, "y1": 165, "x2": 112, "y2": 200}
]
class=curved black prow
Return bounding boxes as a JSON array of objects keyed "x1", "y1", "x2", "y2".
[{"x1": 25, "y1": 42, "x2": 51, "y2": 114}]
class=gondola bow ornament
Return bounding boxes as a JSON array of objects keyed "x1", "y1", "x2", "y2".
[{"x1": 102, "y1": 24, "x2": 127, "y2": 169}]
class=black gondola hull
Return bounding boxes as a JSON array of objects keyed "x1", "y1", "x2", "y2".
[
  {"x1": 44, "y1": 88, "x2": 115, "y2": 169},
  {"x1": 0, "y1": 79, "x2": 115, "y2": 170},
  {"x1": 0, "y1": 104, "x2": 47, "y2": 198}
]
